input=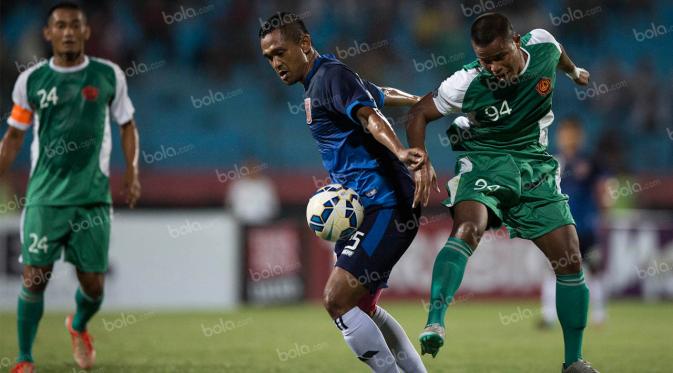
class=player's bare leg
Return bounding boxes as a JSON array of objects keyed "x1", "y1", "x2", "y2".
[
  {"x1": 420, "y1": 201, "x2": 488, "y2": 357},
  {"x1": 66, "y1": 270, "x2": 104, "y2": 369},
  {"x1": 324, "y1": 267, "x2": 399, "y2": 372},
  {"x1": 12, "y1": 265, "x2": 52, "y2": 373},
  {"x1": 534, "y1": 225, "x2": 598, "y2": 373}
]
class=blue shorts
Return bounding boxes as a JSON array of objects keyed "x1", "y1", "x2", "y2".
[{"x1": 334, "y1": 205, "x2": 421, "y2": 293}]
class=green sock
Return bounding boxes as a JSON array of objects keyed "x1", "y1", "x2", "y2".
[
  {"x1": 17, "y1": 287, "x2": 44, "y2": 363},
  {"x1": 72, "y1": 288, "x2": 103, "y2": 332},
  {"x1": 426, "y1": 237, "x2": 473, "y2": 327},
  {"x1": 556, "y1": 271, "x2": 589, "y2": 367}
]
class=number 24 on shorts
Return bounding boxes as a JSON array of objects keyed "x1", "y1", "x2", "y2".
[{"x1": 28, "y1": 233, "x2": 48, "y2": 254}]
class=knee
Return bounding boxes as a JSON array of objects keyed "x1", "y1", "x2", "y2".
[
  {"x1": 22, "y1": 267, "x2": 51, "y2": 293},
  {"x1": 80, "y1": 281, "x2": 105, "y2": 299},
  {"x1": 454, "y1": 221, "x2": 483, "y2": 248},
  {"x1": 552, "y1": 250, "x2": 583, "y2": 275},
  {"x1": 323, "y1": 288, "x2": 351, "y2": 319}
]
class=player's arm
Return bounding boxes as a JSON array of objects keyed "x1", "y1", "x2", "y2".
[
  {"x1": 406, "y1": 93, "x2": 443, "y2": 207},
  {"x1": 558, "y1": 44, "x2": 589, "y2": 86},
  {"x1": 1, "y1": 72, "x2": 33, "y2": 178},
  {"x1": 120, "y1": 120, "x2": 140, "y2": 208},
  {"x1": 109, "y1": 63, "x2": 141, "y2": 208},
  {"x1": 379, "y1": 86, "x2": 421, "y2": 107},
  {"x1": 0, "y1": 127, "x2": 26, "y2": 178},
  {"x1": 355, "y1": 106, "x2": 426, "y2": 171}
]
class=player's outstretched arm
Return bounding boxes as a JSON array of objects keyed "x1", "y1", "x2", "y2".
[
  {"x1": 558, "y1": 44, "x2": 589, "y2": 86},
  {"x1": 406, "y1": 93, "x2": 442, "y2": 207},
  {"x1": 379, "y1": 86, "x2": 421, "y2": 107},
  {"x1": 355, "y1": 106, "x2": 427, "y2": 171},
  {"x1": 120, "y1": 120, "x2": 141, "y2": 208},
  {"x1": 0, "y1": 127, "x2": 26, "y2": 178}
]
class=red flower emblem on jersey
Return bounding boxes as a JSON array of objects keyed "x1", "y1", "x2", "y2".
[
  {"x1": 535, "y1": 77, "x2": 552, "y2": 96},
  {"x1": 82, "y1": 86, "x2": 99, "y2": 101},
  {"x1": 304, "y1": 97, "x2": 312, "y2": 124}
]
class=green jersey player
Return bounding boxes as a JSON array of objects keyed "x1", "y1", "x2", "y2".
[
  {"x1": 406, "y1": 13, "x2": 598, "y2": 373},
  {"x1": 0, "y1": 3, "x2": 140, "y2": 372}
]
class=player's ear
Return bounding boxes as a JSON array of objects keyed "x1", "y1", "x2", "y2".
[
  {"x1": 512, "y1": 33, "x2": 521, "y2": 48},
  {"x1": 43, "y1": 24, "x2": 52, "y2": 42},
  {"x1": 83, "y1": 24, "x2": 91, "y2": 41},
  {"x1": 300, "y1": 34, "x2": 312, "y2": 55}
]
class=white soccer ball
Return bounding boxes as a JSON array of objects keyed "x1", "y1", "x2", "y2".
[{"x1": 306, "y1": 184, "x2": 364, "y2": 242}]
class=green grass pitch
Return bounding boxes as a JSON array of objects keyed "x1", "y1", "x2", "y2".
[{"x1": 1, "y1": 300, "x2": 671, "y2": 372}]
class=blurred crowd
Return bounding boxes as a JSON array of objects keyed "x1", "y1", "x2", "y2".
[{"x1": 1, "y1": 0, "x2": 672, "y2": 173}]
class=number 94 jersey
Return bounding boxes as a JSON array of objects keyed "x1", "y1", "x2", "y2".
[
  {"x1": 432, "y1": 29, "x2": 562, "y2": 155},
  {"x1": 7, "y1": 56, "x2": 134, "y2": 206}
]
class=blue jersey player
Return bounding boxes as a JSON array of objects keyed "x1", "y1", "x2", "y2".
[{"x1": 260, "y1": 12, "x2": 428, "y2": 373}]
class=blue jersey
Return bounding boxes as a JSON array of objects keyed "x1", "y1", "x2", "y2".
[
  {"x1": 302, "y1": 54, "x2": 414, "y2": 208},
  {"x1": 559, "y1": 154, "x2": 600, "y2": 235}
]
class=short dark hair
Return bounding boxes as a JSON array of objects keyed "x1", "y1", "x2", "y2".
[
  {"x1": 47, "y1": 1, "x2": 85, "y2": 23},
  {"x1": 258, "y1": 12, "x2": 309, "y2": 43},
  {"x1": 471, "y1": 13, "x2": 513, "y2": 46}
]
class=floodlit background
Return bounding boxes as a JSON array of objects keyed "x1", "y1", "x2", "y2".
[{"x1": 1, "y1": 0, "x2": 672, "y2": 372}]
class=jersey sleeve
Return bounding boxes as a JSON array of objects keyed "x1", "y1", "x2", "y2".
[
  {"x1": 110, "y1": 64, "x2": 135, "y2": 125},
  {"x1": 7, "y1": 71, "x2": 34, "y2": 131},
  {"x1": 326, "y1": 66, "x2": 379, "y2": 124},
  {"x1": 432, "y1": 68, "x2": 475, "y2": 115},
  {"x1": 528, "y1": 29, "x2": 562, "y2": 54},
  {"x1": 363, "y1": 80, "x2": 385, "y2": 108}
]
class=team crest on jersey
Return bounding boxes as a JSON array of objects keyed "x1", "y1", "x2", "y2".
[
  {"x1": 304, "y1": 97, "x2": 312, "y2": 124},
  {"x1": 82, "y1": 86, "x2": 99, "y2": 101},
  {"x1": 535, "y1": 77, "x2": 552, "y2": 96}
]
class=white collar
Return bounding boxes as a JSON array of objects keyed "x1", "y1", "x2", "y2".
[
  {"x1": 49, "y1": 55, "x2": 89, "y2": 73},
  {"x1": 518, "y1": 48, "x2": 531, "y2": 76}
]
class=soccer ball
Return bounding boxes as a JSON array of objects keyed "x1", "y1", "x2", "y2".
[{"x1": 306, "y1": 184, "x2": 364, "y2": 242}]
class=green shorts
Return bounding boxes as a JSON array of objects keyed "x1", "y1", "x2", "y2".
[
  {"x1": 21, "y1": 204, "x2": 111, "y2": 272},
  {"x1": 443, "y1": 151, "x2": 575, "y2": 240}
]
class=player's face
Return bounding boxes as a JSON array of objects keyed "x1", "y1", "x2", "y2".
[
  {"x1": 473, "y1": 35, "x2": 522, "y2": 81},
  {"x1": 261, "y1": 29, "x2": 311, "y2": 85},
  {"x1": 44, "y1": 9, "x2": 90, "y2": 60},
  {"x1": 557, "y1": 124, "x2": 584, "y2": 157}
]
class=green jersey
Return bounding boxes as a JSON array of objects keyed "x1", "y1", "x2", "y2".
[
  {"x1": 8, "y1": 56, "x2": 134, "y2": 206},
  {"x1": 432, "y1": 29, "x2": 562, "y2": 154}
]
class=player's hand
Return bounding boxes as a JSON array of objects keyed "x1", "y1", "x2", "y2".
[
  {"x1": 412, "y1": 161, "x2": 440, "y2": 208},
  {"x1": 123, "y1": 168, "x2": 141, "y2": 208},
  {"x1": 567, "y1": 67, "x2": 590, "y2": 86},
  {"x1": 397, "y1": 147, "x2": 427, "y2": 171}
]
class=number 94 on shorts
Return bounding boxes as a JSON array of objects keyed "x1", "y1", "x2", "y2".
[{"x1": 442, "y1": 151, "x2": 575, "y2": 240}]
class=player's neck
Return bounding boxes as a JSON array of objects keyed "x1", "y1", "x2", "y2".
[
  {"x1": 52, "y1": 52, "x2": 86, "y2": 68},
  {"x1": 516, "y1": 48, "x2": 528, "y2": 75}
]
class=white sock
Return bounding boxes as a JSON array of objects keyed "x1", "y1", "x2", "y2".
[
  {"x1": 371, "y1": 306, "x2": 427, "y2": 373},
  {"x1": 589, "y1": 274, "x2": 607, "y2": 324},
  {"x1": 336, "y1": 307, "x2": 399, "y2": 372},
  {"x1": 541, "y1": 273, "x2": 557, "y2": 323}
]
